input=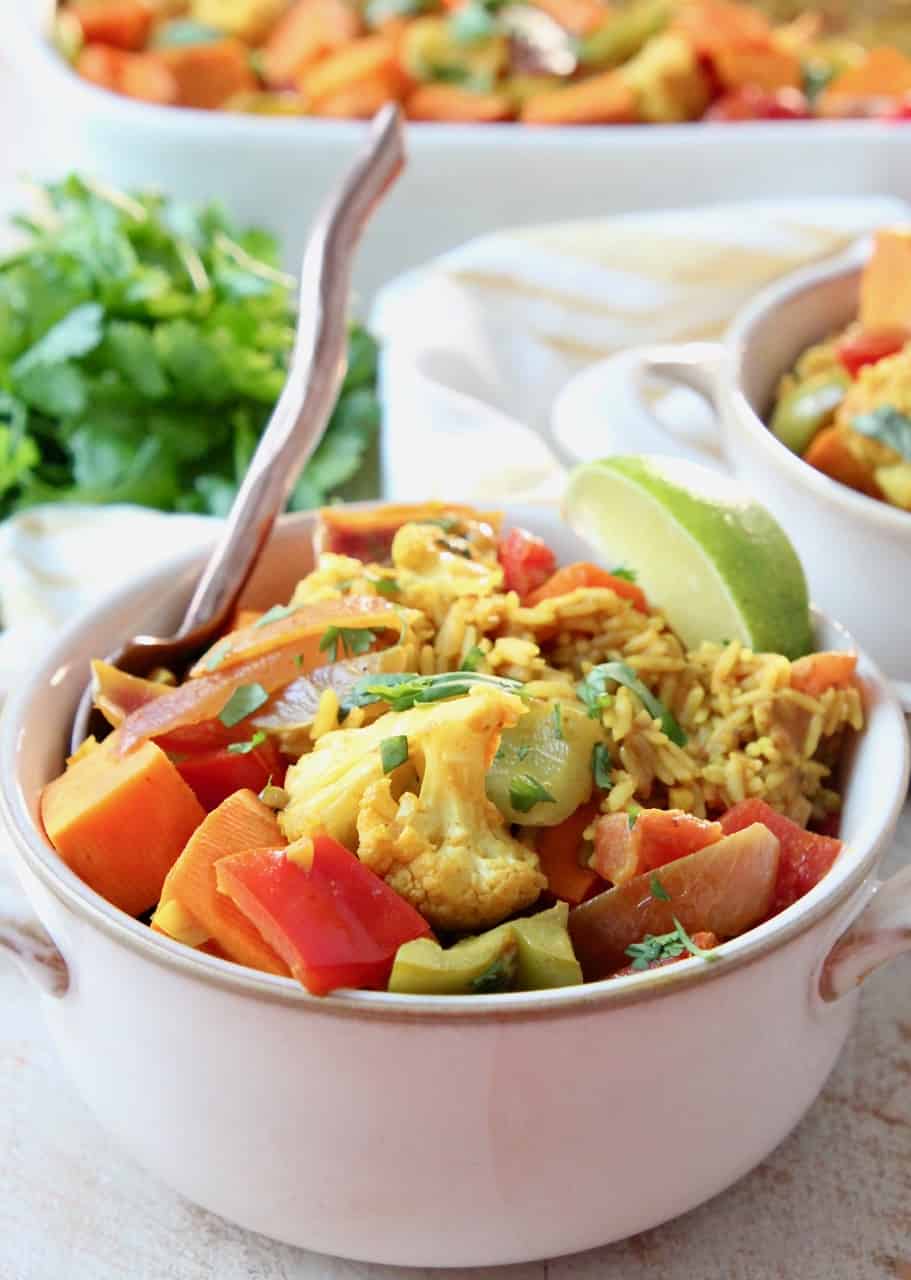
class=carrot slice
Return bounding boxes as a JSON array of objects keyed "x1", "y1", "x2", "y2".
[
  {"x1": 803, "y1": 426, "x2": 884, "y2": 499},
  {"x1": 313, "y1": 69, "x2": 407, "y2": 117},
  {"x1": 261, "y1": 0, "x2": 363, "y2": 86},
  {"x1": 190, "y1": 595, "x2": 404, "y2": 677},
  {"x1": 790, "y1": 651, "x2": 858, "y2": 696},
  {"x1": 69, "y1": 0, "x2": 153, "y2": 50},
  {"x1": 520, "y1": 69, "x2": 636, "y2": 124},
  {"x1": 41, "y1": 730, "x2": 205, "y2": 916},
  {"x1": 158, "y1": 39, "x2": 256, "y2": 109},
  {"x1": 153, "y1": 789, "x2": 290, "y2": 975},
  {"x1": 536, "y1": 800, "x2": 603, "y2": 905},
  {"x1": 526, "y1": 561, "x2": 648, "y2": 611},
  {"x1": 406, "y1": 84, "x2": 514, "y2": 123}
]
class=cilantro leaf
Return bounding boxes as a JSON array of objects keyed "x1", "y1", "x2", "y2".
[
  {"x1": 253, "y1": 603, "x2": 299, "y2": 628},
  {"x1": 319, "y1": 626, "x2": 377, "y2": 663},
  {"x1": 851, "y1": 404, "x2": 911, "y2": 462},
  {"x1": 0, "y1": 178, "x2": 382, "y2": 520},
  {"x1": 649, "y1": 874, "x2": 670, "y2": 902},
  {"x1": 340, "y1": 670, "x2": 524, "y2": 715},
  {"x1": 509, "y1": 773, "x2": 556, "y2": 814},
  {"x1": 610, "y1": 565, "x2": 637, "y2": 582},
  {"x1": 219, "y1": 682, "x2": 269, "y2": 727},
  {"x1": 11, "y1": 302, "x2": 103, "y2": 376},
  {"x1": 380, "y1": 734, "x2": 409, "y2": 774},
  {"x1": 460, "y1": 645, "x2": 485, "y2": 672},
  {"x1": 577, "y1": 662, "x2": 686, "y2": 747},
  {"x1": 227, "y1": 730, "x2": 267, "y2": 755},
  {"x1": 592, "y1": 742, "x2": 613, "y2": 790}
]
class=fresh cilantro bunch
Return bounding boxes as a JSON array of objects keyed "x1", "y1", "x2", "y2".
[{"x1": 0, "y1": 175, "x2": 381, "y2": 517}]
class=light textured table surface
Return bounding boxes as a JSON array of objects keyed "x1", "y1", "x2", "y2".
[{"x1": 1, "y1": 55, "x2": 910, "y2": 1280}]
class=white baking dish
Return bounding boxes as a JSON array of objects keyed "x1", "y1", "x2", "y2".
[{"x1": 8, "y1": 1, "x2": 911, "y2": 299}]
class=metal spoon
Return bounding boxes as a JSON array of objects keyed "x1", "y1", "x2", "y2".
[{"x1": 70, "y1": 104, "x2": 406, "y2": 753}]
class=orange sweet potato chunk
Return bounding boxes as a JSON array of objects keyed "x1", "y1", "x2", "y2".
[
  {"x1": 152, "y1": 789, "x2": 290, "y2": 976},
  {"x1": 41, "y1": 731, "x2": 205, "y2": 916},
  {"x1": 158, "y1": 39, "x2": 257, "y2": 109}
]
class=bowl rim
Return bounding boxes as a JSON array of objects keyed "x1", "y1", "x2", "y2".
[
  {"x1": 2, "y1": 509, "x2": 908, "y2": 1022},
  {"x1": 724, "y1": 250, "x2": 911, "y2": 535},
  {"x1": 14, "y1": 4, "x2": 911, "y2": 147}
]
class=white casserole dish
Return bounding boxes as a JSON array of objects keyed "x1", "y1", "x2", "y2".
[
  {"x1": 9, "y1": 1, "x2": 911, "y2": 300},
  {"x1": 0, "y1": 504, "x2": 909, "y2": 1268}
]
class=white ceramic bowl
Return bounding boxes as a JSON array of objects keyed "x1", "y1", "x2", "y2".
[
  {"x1": 9, "y1": 2, "x2": 911, "y2": 301},
  {"x1": 1, "y1": 505, "x2": 910, "y2": 1267},
  {"x1": 553, "y1": 249, "x2": 911, "y2": 701}
]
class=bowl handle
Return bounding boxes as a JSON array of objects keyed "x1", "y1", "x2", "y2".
[
  {"x1": 820, "y1": 863, "x2": 911, "y2": 1001},
  {"x1": 557, "y1": 341, "x2": 729, "y2": 468},
  {"x1": 0, "y1": 883, "x2": 68, "y2": 997}
]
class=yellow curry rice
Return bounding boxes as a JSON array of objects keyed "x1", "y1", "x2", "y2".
[{"x1": 292, "y1": 547, "x2": 862, "y2": 828}]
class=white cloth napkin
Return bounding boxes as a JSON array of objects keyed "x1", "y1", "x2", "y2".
[{"x1": 372, "y1": 195, "x2": 910, "y2": 502}]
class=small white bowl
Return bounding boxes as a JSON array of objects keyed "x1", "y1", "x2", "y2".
[
  {"x1": 553, "y1": 249, "x2": 911, "y2": 701},
  {"x1": 1, "y1": 504, "x2": 909, "y2": 1267}
]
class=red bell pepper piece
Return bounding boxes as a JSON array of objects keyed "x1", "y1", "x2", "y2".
[
  {"x1": 498, "y1": 527, "x2": 557, "y2": 599},
  {"x1": 835, "y1": 328, "x2": 910, "y2": 378},
  {"x1": 526, "y1": 561, "x2": 648, "y2": 612},
  {"x1": 719, "y1": 798, "x2": 842, "y2": 915},
  {"x1": 215, "y1": 836, "x2": 432, "y2": 995},
  {"x1": 176, "y1": 738, "x2": 286, "y2": 813}
]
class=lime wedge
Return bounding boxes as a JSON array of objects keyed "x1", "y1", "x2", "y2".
[{"x1": 563, "y1": 455, "x2": 813, "y2": 659}]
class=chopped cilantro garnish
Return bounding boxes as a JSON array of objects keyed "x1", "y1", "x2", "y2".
[
  {"x1": 470, "y1": 947, "x2": 518, "y2": 994},
  {"x1": 319, "y1": 625, "x2": 377, "y2": 663},
  {"x1": 553, "y1": 702, "x2": 564, "y2": 740},
  {"x1": 649, "y1": 873, "x2": 670, "y2": 902},
  {"x1": 577, "y1": 662, "x2": 686, "y2": 747},
  {"x1": 340, "y1": 670, "x2": 524, "y2": 715},
  {"x1": 851, "y1": 404, "x2": 911, "y2": 462},
  {"x1": 516, "y1": 744, "x2": 531, "y2": 761},
  {"x1": 436, "y1": 536, "x2": 472, "y2": 559},
  {"x1": 219, "y1": 682, "x2": 269, "y2": 727},
  {"x1": 509, "y1": 773, "x2": 555, "y2": 814},
  {"x1": 592, "y1": 742, "x2": 613, "y2": 790},
  {"x1": 373, "y1": 576, "x2": 399, "y2": 598},
  {"x1": 624, "y1": 916, "x2": 716, "y2": 971},
  {"x1": 204, "y1": 641, "x2": 232, "y2": 672},
  {"x1": 227, "y1": 730, "x2": 267, "y2": 755},
  {"x1": 253, "y1": 603, "x2": 298, "y2": 628},
  {"x1": 610, "y1": 565, "x2": 637, "y2": 582},
  {"x1": 627, "y1": 803, "x2": 641, "y2": 829},
  {"x1": 420, "y1": 516, "x2": 460, "y2": 533},
  {"x1": 293, "y1": 654, "x2": 304, "y2": 669},
  {"x1": 460, "y1": 645, "x2": 485, "y2": 672},
  {"x1": 380, "y1": 734, "x2": 409, "y2": 774}
]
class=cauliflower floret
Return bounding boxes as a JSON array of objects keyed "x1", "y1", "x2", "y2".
[
  {"x1": 281, "y1": 685, "x2": 546, "y2": 932},
  {"x1": 389, "y1": 522, "x2": 504, "y2": 623}
]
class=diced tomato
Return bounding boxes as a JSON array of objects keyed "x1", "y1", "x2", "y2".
[
  {"x1": 719, "y1": 798, "x2": 842, "y2": 914},
  {"x1": 790, "y1": 651, "x2": 858, "y2": 696},
  {"x1": 70, "y1": 1, "x2": 154, "y2": 50},
  {"x1": 536, "y1": 800, "x2": 603, "y2": 905},
  {"x1": 836, "y1": 328, "x2": 910, "y2": 378},
  {"x1": 215, "y1": 837, "x2": 432, "y2": 995},
  {"x1": 176, "y1": 739, "x2": 286, "y2": 812},
  {"x1": 593, "y1": 808, "x2": 723, "y2": 886},
  {"x1": 704, "y1": 86, "x2": 810, "y2": 122},
  {"x1": 498, "y1": 527, "x2": 557, "y2": 599},
  {"x1": 526, "y1": 561, "x2": 648, "y2": 612}
]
